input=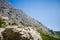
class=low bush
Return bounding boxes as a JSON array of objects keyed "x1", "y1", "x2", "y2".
[{"x1": 0, "y1": 18, "x2": 6, "y2": 28}]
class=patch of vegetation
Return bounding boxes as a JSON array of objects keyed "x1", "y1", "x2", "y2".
[
  {"x1": 40, "y1": 32, "x2": 60, "y2": 40},
  {"x1": 0, "y1": 18, "x2": 6, "y2": 28},
  {"x1": 49, "y1": 30, "x2": 55, "y2": 34},
  {"x1": 55, "y1": 31, "x2": 60, "y2": 35}
]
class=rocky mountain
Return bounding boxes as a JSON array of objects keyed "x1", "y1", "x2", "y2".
[
  {"x1": 0, "y1": 0, "x2": 60, "y2": 40},
  {"x1": 0, "y1": 0, "x2": 51, "y2": 35}
]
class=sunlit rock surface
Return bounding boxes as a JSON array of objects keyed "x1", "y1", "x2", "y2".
[{"x1": 0, "y1": 27, "x2": 42, "y2": 40}]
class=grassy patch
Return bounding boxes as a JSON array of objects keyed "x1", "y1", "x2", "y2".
[{"x1": 40, "y1": 32, "x2": 60, "y2": 40}]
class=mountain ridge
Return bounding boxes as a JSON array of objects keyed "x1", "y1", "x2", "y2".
[{"x1": 0, "y1": 0, "x2": 60, "y2": 40}]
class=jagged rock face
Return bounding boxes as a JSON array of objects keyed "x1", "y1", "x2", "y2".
[{"x1": 0, "y1": 27, "x2": 42, "y2": 40}]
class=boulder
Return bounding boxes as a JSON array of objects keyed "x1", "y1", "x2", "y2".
[{"x1": 1, "y1": 27, "x2": 42, "y2": 40}]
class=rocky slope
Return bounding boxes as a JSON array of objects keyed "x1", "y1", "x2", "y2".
[
  {"x1": 0, "y1": 0, "x2": 60, "y2": 40},
  {"x1": 0, "y1": 0, "x2": 52, "y2": 35}
]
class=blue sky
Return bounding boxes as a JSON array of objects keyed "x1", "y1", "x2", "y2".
[{"x1": 9, "y1": 0, "x2": 60, "y2": 31}]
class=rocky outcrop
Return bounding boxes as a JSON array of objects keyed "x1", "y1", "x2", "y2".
[
  {"x1": 0, "y1": 0, "x2": 52, "y2": 35},
  {"x1": 0, "y1": 27, "x2": 42, "y2": 40}
]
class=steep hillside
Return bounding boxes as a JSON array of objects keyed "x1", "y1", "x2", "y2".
[
  {"x1": 0, "y1": 0, "x2": 52, "y2": 35},
  {"x1": 0, "y1": 0, "x2": 60, "y2": 40}
]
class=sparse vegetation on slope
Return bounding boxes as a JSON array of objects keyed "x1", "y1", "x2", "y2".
[{"x1": 40, "y1": 32, "x2": 60, "y2": 40}]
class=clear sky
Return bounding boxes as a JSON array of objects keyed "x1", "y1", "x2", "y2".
[{"x1": 9, "y1": 0, "x2": 60, "y2": 31}]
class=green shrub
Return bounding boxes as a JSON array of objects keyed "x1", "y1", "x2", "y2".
[{"x1": 0, "y1": 18, "x2": 6, "y2": 28}]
